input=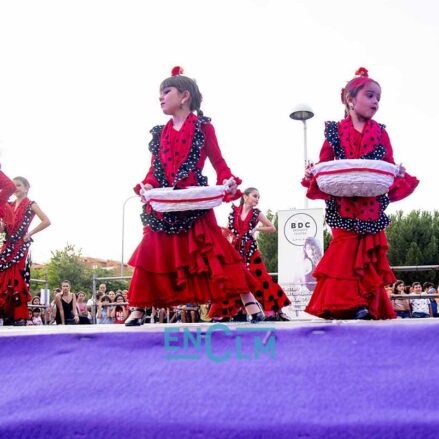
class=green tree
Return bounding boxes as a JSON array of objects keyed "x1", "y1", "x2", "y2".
[
  {"x1": 29, "y1": 266, "x2": 48, "y2": 297},
  {"x1": 47, "y1": 244, "x2": 93, "y2": 293},
  {"x1": 92, "y1": 266, "x2": 130, "y2": 293},
  {"x1": 323, "y1": 225, "x2": 332, "y2": 251},
  {"x1": 31, "y1": 244, "x2": 132, "y2": 299},
  {"x1": 257, "y1": 210, "x2": 278, "y2": 275},
  {"x1": 386, "y1": 210, "x2": 439, "y2": 285}
]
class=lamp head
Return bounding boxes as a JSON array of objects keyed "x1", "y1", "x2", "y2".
[{"x1": 290, "y1": 104, "x2": 314, "y2": 121}]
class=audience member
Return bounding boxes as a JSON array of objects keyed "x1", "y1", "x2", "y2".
[
  {"x1": 391, "y1": 281, "x2": 411, "y2": 318},
  {"x1": 111, "y1": 294, "x2": 128, "y2": 324},
  {"x1": 27, "y1": 308, "x2": 43, "y2": 326},
  {"x1": 54, "y1": 281, "x2": 79, "y2": 325},
  {"x1": 410, "y1": 282, "x2": 432, "y2": 318},
  {"x1": 96, "y1": 295, "x2": 113, "y2": 324}
]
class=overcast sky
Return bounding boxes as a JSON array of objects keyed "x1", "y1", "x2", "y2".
[{"x1": 0, "y1": 0, "x2": 438, "y2": 264}]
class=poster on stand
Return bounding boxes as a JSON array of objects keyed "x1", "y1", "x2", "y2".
[{"x1": 278, "y1": 208, "x2": 325, "y2": 319}]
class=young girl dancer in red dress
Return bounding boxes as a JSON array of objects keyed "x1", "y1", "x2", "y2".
[
  {"x1": 125, "y1": 67, "x2": 264, "y2": 325},
  {"x1": 302, "y1": 68, "x2": 418, "y2": 320},
  {"x1": 210, "y1": 187, "x2": 291, "y2": 321},
  {"x1": 0, "y1": 176, "x2": 50, "y2": 325}
]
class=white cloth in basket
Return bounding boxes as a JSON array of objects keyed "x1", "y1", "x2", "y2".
[
  {"x1": 141, "y1": 185, "x2": 228, "y2": 212},
  {"x1": 311, "y1": 159, "x2": 399, "y2": 197}
]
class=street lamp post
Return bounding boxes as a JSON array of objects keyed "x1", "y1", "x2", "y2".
[
  {"x1": 290, "y1": 104, "x2": 315, "y2": 208},
  {"x1": 121, "y1": 195, "x2": 138, "y2": 277}
]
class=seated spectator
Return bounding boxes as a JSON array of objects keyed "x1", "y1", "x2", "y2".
[
  {"x1": 87, "y1": 291, "x2": 104, "y2": 323},
  {"x1": 180, "y1": 304, "x2": 199, "y2": 323},
  {"x1": 27, "y1": 308, "x2": 43, "y2": 326},
  {"x1": 199, "y1": 304, "x2": 212, "y2": 323},
  {"x1": 76, "y1": 291, "x2": 90, "y2": 324},
  {"x1": 149, "y1": 306, "x2": 171, "y2": 324},
  {"x1": 168, "y1": 306, "x2": 181, "y2": 323},
  {"x1": 96, "y1": 295, "x2": 113, "y2": 324},
  {"x1": 49, "y1": 290, "x2": 60, "y2": 324},
  {"x1": 111, "y1": 294, "x2": 128, "y2": 324},
  {"x1": 108, "y1": 290, "x2": 116, "y2": 303},
  {"x1": 107, "y1": 291, "x2": 116, "y2": 323},
  {"x1": 384, "y1": 284, "x2": 393, "y2": 299},
  {"x1": 410, "y1": 282, "x2": 432, "y2": 318},
  {"x1": 391, "y1": 280, "x2": 411, "y2": 318},
  {"x1": 122, "y1": 290, "x2": 128, "y2": 302},
  {"x1": 423, "y1": 282, "x2": 439, "y2": 317}
]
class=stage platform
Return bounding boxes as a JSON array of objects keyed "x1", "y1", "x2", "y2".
[{"x1": 1, "y1": 319, "x2": 439, "y2": 438}]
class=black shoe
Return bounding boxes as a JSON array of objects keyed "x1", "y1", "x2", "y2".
[
  {"x1": 353, "y1": 307, "x2": 371, "y2": 320},
  {"x1": 276, "y1": 312, "x2": 292, "y2": 322},
  {"x1": 125, "y1": 308, "x2": 146, "y2": 326},
  {"x1": 13, "y1": 319, "x2": 27, "y2": 326},
  {"x1": 244, "y1": 301, "x2": 265, "y2": 324}
]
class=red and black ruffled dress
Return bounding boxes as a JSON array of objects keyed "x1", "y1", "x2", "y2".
[
  {"x1": 128, "y1": 113, "x2": 257, "y2": 308},
  {"x1": 209, "y1": 205, "x2": 291, "y2": 318},
  {"x1": 302, "y1": 117, "x2": 419, "y2": 319},
  {"x1": 0, "y1": 197, "x2": 35, "y2": 321}
]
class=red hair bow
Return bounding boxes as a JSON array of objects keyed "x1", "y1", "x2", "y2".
[
  {"x1": 355, "y1": 67, "x2": 369, "y2": 77},
  {"x1": 171, "y1": 66, "x2": 184, "y2": 76}
]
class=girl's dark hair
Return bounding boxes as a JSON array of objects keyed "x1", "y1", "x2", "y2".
[
  {"x1": 393, "y1": 280, "x2": 405, "y2": 295},
  {"x1": 160, "y1": 75, "x2": 203, "y2": 116},
  {"x1": 115, "y1": 294, "x2": 124, "y2": 302},
  {"x1": 13, "y1": 176, "x2": 30, "y2": 189},
  {"x1": 423, "y1": 282, "x2": 434, "y2": 290},
  {"x1": 239, "y1": 187, "x2": 259, "y2": 206},
  {"x1": 341, "y1": 69, "x2": 380, "y2": 117}
]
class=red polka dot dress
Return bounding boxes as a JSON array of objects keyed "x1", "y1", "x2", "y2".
[
  {"x1": 0, "y1": 194, "x2": 35, "y2": 322},
  {"x1": 127, "y1": 114, "x2": 257, "y2": 308},
  {"x1": 302, "y1": 116, "x2": 419, "y2": 319},
  {"x1": 209, "y1": 205, "x2": 291, "y2": 319}
]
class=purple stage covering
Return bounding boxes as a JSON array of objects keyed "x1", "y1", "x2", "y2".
[{"x1": 1, "y1": 322, "x2": 439, "y2": 438}]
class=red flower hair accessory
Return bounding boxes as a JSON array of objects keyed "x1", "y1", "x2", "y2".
[
  {"x1": 355, "y1": 67, "x2": 369, "y2": 77},
  {"x1": 171, "y1": 66, "x2": 184, "y2": 76}
]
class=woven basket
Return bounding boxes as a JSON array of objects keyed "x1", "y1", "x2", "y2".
[
  {"x1": 311, "y1": 159, "x2": 399, "y2": 197},
  {"x1": 142, "y1": 185, "x2": 227, "y2": 212}
]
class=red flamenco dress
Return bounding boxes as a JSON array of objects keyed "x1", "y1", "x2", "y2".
[
  {"x1": 302, "y1": 117, "x2": 419, "y2": 319},
  {"x1": 209, "y1": 205, "x2": 291, "y2": 319},
  {"x1": 128, "y1": 113, "x2": 256, "y2": 308},
  {"x1": 0, "y1": 177, "x2": 34, "y2": 322}
]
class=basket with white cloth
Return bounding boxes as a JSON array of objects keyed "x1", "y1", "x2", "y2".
[
  {"x1": 140, "y1": 179, "x2": 234, "y2": 212},
  {"x1": 311, "y1": 159, "x2": 400, "y2": 197}
]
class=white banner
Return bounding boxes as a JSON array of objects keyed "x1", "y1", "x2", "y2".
[
  {"x1": 40, "y1": 288, "x2": 50, "y2": 305},
  {"x1": 278, "y1": 208, "x2": 325, "y2": 319}
]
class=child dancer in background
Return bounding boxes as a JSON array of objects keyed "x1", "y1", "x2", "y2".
[
  {"x1": 125, "y1": 67, "x2": 264, "y2": 325},
  {"x1": 302, "y1": 67, "x2": 418, "y2": 320},
  {"x1": 210, "y1": 187, "x2": 291, "y2": 321},
  {"x1": 0, "y1": 176, "x2": 50, "y2": 326}
]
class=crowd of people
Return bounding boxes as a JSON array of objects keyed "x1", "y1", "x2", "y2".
[
  {"x1": 19, "y1": 278, "x2": 439, "y2": 326},
  {"x1": 22, "y1": 282, "x2": 241, "y2": 326},
  {"x1": 388, "y1": 281, "x2": 439, "y2": 319}
]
